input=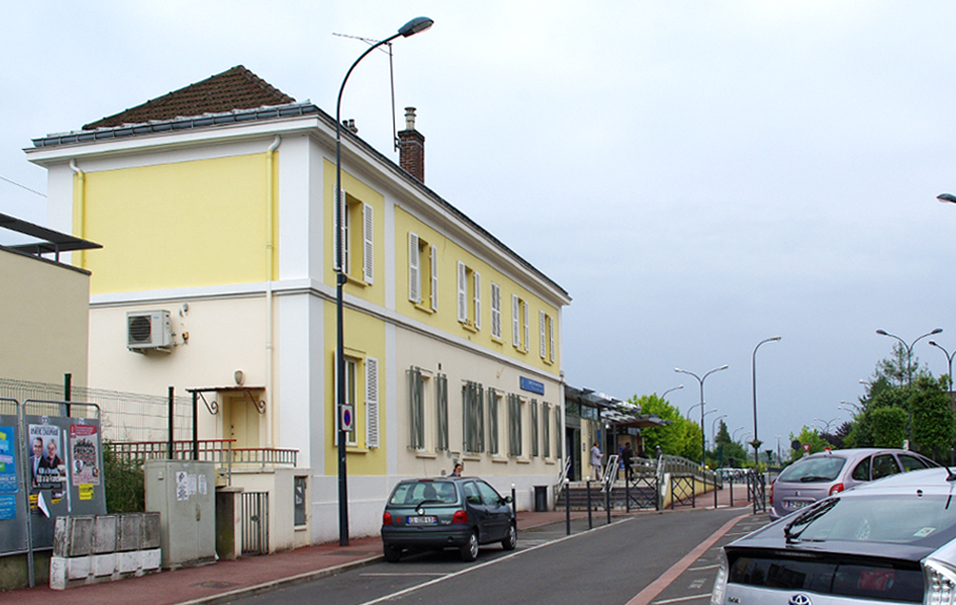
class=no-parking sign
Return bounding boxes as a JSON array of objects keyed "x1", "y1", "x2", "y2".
[{"x1": 340, "y1": 405, "x2": 354, "y2": 431}]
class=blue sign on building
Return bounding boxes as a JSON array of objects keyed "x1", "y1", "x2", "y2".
[{"x1": 520, "y1": 377, "x2": 545, "y2": 395}]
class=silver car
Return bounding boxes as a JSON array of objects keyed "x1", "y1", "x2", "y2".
[
  {"x1": 769, "y1": 447, "x2": 937, "y2": 520},
  {"x1": 712, "y1": 467, "x2": 956, "y2": 604}
]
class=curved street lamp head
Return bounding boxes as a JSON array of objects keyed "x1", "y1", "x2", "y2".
[
  {"x1": 932, "y1": 328, "x2": 944, "y2": 335},
  {"x1": 938, "y1": 193, "x2": 956, "y2": 204},
  {"x1": 876, "y1": 329, "x2": 888, "y2": 336},
  {"x1": 399, "y1": 16, "x2": 434, "y2": 37}
]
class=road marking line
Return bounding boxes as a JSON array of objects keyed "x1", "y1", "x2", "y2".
[
  {"x1": 625, "y1": 513, "x2": 749, "y2": 605},
  {"x1": 354, "y1": 518, "x2": 633, "y2": 605},
  {"x1": 652, "y1": 593, "x2": 713, "y2": 604},
  {"x1": 361, "y1": 572, "x2": 447, "y2": 577}
]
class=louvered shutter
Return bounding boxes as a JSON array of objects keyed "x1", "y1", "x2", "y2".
[
  {"x1": 539, "y1": 310, "x2": 546, "y2": 358},
  {"x1": 522, "y1": 301, "x2": 529, "y2": 352},
  {"x1": 491, "y1": 283, "x2": 501, "y2": 338},
  {"x1": 365, "y1": 357, "x2": 379, "y2": 448},
  {"x1": 512, "y1": 295, "x2": 520, "y2": 347},
  {"x1": 335, "y1": 187, "x2": 347, "y2": 272},
  {"x1": 549, "y1": 316, "x2": 555, "y2": 363},
  {"x1": 430, "y1": 245, "x2": 438, "y2": 311},
  {"x1": 362, "y1": 203, "x2": 373, "y2": 284},
  {"x1": 457, "y1": 262, "x2": 467, "y2": 322},
  {"x1": 408, "y1": 233, "x2": 420, "y2": 303},
  {"x1": 473, "y1": 272, "x2": 481, "y2": 330}
]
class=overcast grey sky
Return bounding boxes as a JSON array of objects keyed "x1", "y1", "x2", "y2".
[{"x1": 4, "y1": 2, "x2": 956, "y2": 458}]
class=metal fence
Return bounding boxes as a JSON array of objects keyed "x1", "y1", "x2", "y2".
[{"x1": 0, "y1": 378, "x2": 193, "y2": 443}]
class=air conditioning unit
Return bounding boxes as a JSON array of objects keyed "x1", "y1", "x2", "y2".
[{"x1": 127, "y1": 310, "x2": 173, "y2": 352}]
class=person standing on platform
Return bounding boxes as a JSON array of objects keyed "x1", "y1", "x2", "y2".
[{"x1": 590, "y1": 442, "x2": 603, "y2": 481}]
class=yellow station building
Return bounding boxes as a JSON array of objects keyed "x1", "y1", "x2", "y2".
[{"x1": 26, "y1": 66, "x2": 571, "y2": 544}]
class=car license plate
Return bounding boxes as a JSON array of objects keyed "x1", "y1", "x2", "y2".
[
  {"x1": 785, "y1": 500, "x2": 809, "y2": 510},
  {"x1": 406, "y1": 516, "x2": 437, "y2": 525}
]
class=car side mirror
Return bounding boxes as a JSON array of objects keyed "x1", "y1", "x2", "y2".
[{"x1": 502, "y1": 495, "x2": 513, "y2": 504}]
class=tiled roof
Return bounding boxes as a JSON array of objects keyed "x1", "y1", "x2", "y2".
[{"x1": 82, "y1": 65, "x2": 295, "y2": 130}]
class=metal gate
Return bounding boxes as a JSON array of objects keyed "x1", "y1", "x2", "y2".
[
  {"x1": 624, "y1": 474, "x2": 659, "y2": 511},
  {"x1": 241, "y1": 491, "x2": 269, "y2": 555},
  {"x1": 670, "y1": 475, "x2": 696, "y2": 509},
  {"x1": 749, "y1": 471, "x2": 767, "y2": 513}
]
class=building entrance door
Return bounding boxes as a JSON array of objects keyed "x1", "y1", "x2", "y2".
[{"x1": 224, "y1": 394, "x2": 260, "y2": 449}]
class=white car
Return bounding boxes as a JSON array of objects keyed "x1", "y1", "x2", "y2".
[{"x1": 712, "y1": 466, "x2": 956, "y2": 604}]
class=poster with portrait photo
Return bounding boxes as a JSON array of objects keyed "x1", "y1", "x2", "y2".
[
  {"x1": 28, "y1": 424, "x2": 65, "y2": 493},
  {"x1": 70, "y1": 424, "x2": 100, "y2": 486}
]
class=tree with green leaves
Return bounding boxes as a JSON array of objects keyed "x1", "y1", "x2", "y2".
[
  {"x1": 843, "y1": 344, "x2": 953, "y2": 462},
  {"x1": 785, "y1": 427, "x2": 831, "y2": 463},
  {"x1": 631, "y1": 393, "x2": 702, "y2": 461},
  {"x1": 712, "y1": 419, "x2": 749, "y2": 467},
  {"x1": 910, "y1": 375, "x2": 956, "y2": 459}
]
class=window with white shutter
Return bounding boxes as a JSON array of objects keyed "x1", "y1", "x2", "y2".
[
  {"x1": 336, "y1": 187, "x2": 347, "y2": 273},
  {"x1": 430, "y1": 245, "x2": 438, "y2": 311},
  {"x1": 512, "y1": 295, "x2": 520, "y2": 347},
  {"x1": 539, "y1": 310, "x2": 546, "y2": 358},
  {"x1": 457, "y1": 261, "x2": 467, "y2": 323},
  {"x1": 490, "y1": 283, "x2": 501, "y2": 339},
  {"x1": 548, "y1": 315, "x2": 555, "y2": 363},
  {"x1": 408, "y1": 233, "x2": 421, "y2": 303},
  {"x1": 362, "y1": 203, "x2": 374, "y2": 284},
  {"x1": 522, "y1": 301, "x2": 529, "y2": 352},
  {"x1": 408, "y1": 366, "x2": 425, "y2": 449},
  {"x1": 473, "y1": 272, "x2": 481, "y2": 330},
  {"x1": 365, "y1": 357, "x2": 379, "y2": 447}
]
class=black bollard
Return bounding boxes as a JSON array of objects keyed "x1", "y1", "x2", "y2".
[
  {"x1": 625, "y1": 472, "x2": 631, "y2": 513},
  {"x1": 606, "y1": 485, "x2": 611, "y2": 524},
  {"x1": 586, "y1": 479, "x2": 593, "y2": 530},
  {"x1": 714, "y1": 472, "x2": 718, "y2": 508},
  {"x1": 565, "y1": 480, "x2": 571, "y2": 536}
]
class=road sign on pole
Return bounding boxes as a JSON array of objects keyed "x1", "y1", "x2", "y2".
[{"x1": 340, "y1": 405, "x2": 354, "y2": 432}]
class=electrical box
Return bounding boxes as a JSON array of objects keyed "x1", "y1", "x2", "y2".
[{"x1": 144, "y1": 460, "x2": 215, "y2": 569}]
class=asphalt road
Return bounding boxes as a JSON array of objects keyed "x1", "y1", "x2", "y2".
[{"x1": 229, "y1": 508, "x2": 769, "y2": 605}]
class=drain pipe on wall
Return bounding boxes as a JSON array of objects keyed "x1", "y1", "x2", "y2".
[
  {"x1": 69, "y1": 159, "x2": 85, "y2": 267},
  {"x1": 265, "y1": 135, "x2": 280, "y2": 448}
]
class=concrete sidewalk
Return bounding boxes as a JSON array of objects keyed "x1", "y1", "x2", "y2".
[{"x1": 2, "y1": 484, "x2": 755, "y2": 605}]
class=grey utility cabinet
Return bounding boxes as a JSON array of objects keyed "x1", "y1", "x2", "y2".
[{"x1": 144, "y1": 460, "x2": 216, "y2": 569}]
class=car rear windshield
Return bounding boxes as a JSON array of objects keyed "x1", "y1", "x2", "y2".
[
  {"x1": 777, "y1": 456, "x2": 846, "y2": 482},
  {"x1": 783, "y1": 494, "x2": 956, "y2": 548},
  {"x1": 727, "y1": 551, "x2": 923, "y2": 603},
  {"x1": 389, "y1": 481, "x2": 458, "y2": 505}
]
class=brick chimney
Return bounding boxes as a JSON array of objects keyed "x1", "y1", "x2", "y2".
[{"x1": 398, "y1": 107, "x2": 424, "y2": 182}]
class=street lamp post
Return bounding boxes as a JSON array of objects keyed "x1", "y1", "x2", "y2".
[
  {"x1": 334, "y1": 16, "x2": 433, "y2": 546},
  {"x1": 751, "y1": 336, "x2": 781, "y2": 473},
  {"x1": 929, "y1": 340, "x2": 956, "y2": 394},
  {"x1": 661, "y1": 385, "x2": 683, "y2": 400},
  {"x1": 875, "y1": 328, "x2": 942, "y2": 386},
  {"x1": 676, "y1": 364, "x2": 729, "y2": 466},
  {"x1": 813, "y1": 416, "x2": 841, "y2": 434},
  {"x1": 732, "y1": 426, "x2": 746, "y2": 441}
]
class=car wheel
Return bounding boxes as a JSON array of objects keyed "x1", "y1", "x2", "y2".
[
  {"x1": 460, "y1": 531, "x2": 479, "y2": 562},
  {"x1": 501, "y1": 523, "x2": 517, "y2": 551},
  {"x1": 383, "y1": 543, "x2": 402, "y2": 563}
]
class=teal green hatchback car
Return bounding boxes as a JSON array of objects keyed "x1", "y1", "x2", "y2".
[{"x1": 381, "y1": 477, "x2": 516, "y2": 562}]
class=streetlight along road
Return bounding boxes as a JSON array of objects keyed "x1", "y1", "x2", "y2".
[{"x1": 675, "y1": 364, "x2": 728, "y2": 466}]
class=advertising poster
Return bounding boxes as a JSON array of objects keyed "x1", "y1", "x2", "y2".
[
  {"x1": 0, "y1": 426, "x2": 16, "y2": 494},
  {"x1": 28, "y1": 424, "x2": 65, "y2": 499},
  {"x1": 69, "y1": 424, "x2": 100, "y2": 486}
]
